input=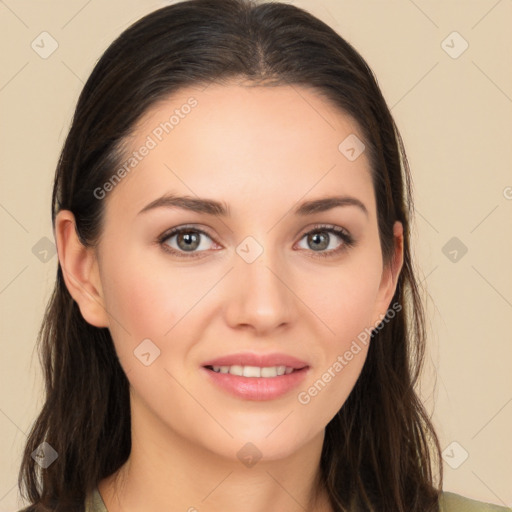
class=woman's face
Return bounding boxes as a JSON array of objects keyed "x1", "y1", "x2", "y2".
[{"x1": 83, "y1": 83, "x2": 402, "y2": 462}]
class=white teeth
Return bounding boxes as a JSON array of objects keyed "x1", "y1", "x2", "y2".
[
  {"x1": 261, "y1": 366, "x2": 277, "y2": 377},
  {"x1": 229, "y1": 365, "x2": 244, "y2": 376},
  {"x1": 210, "y1": 365, "x2": 296, "y2": 377},
  {"x1": 243, "y1": 366, "x2": 261, "y2": 377}
]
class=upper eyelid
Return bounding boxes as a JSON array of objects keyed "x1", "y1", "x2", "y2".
[{"x1": 159, "y1": 225, "x2": 214, "y2": 242}]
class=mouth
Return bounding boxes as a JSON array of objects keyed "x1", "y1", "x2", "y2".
[
  {"x1": 200, "y1": 363, "x2": 310, "y2": 401},
  {"x1": 200, "y1": 352, "x2": 310, "y2": 400}
]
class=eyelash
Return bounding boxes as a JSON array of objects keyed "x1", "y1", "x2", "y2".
[{"x1": 156, "y1": 224, "x2": 356, "y2": 259}]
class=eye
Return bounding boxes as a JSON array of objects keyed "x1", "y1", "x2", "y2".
[
  {"x1": 158, "y1": 226, "x2": 217, "y2": 258},
  {"x1": 157, "y1": 224, "x2": 356, "y2": 259},
  {"x1": 296, "y1": 224, "x2": 355, "y2": 258}
]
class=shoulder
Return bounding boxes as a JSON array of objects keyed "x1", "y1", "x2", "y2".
[
  {"x1": 440, "y1": 491, "x2": 512, "y2": 512},
  {"x1": 85, "y1": 486, "x2": 108, "y2": 512},
  {"x1": 15, "y1": 487, "x2": 107, "y2": 512}
]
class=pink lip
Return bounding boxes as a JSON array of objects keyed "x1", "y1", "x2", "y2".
[
  {"x1": 201, "y1": 352, "x2": 309, "y2": 369},
  {"x1": 200, "y1": 366, "x2": 310, "y2": 401}
]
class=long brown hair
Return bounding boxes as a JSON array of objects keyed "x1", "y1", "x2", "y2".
[{"x1": 18, "y1": 0, "x2": 443, "y2": 510}]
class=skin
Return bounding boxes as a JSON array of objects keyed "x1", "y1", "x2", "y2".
[{"x1": 55, "y1": 82, "x2": 403, "y2": 512}]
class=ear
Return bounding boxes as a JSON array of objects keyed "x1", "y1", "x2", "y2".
[
  {"x1": 371, "y1": 221, "x2": 404, "y2": 325},
  {"x1": 54, "y1": 210, "x2": 109, "y2": 328}
]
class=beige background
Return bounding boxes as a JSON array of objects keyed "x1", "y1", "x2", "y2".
[{"x1": 1, "y1": 0, "x2": 511, "y2": 510}]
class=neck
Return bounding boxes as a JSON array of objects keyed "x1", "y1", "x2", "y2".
[{"x1": 98, "y1": 397, "x2": 332, "y2": 512}]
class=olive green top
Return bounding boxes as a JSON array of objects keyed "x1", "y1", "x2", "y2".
[
  {"x1": 17, "y1": 487, "x2": 512, "y2": 511},
  {"x1": 84, "y1": 487, "x2": 512, "y2": 512},
  {"x1": 439, "y1": 492, "x2": 511, "y2": 512}
]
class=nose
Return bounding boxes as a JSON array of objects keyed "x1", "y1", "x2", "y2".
[{"x1": 223, "y1": 245, "x2": 295, "y2": 335}]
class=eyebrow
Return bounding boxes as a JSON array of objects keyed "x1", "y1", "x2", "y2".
[{"x1": 137, "y1": 193, "x2": 368, "y2": 218}]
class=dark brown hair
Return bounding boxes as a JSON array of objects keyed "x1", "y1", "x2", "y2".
[{"x1": 18, "y1": 0, "x2": 442, "y2": 510}]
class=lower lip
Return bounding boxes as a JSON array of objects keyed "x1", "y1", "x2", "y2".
[{"x1": 201, "y1": 366, "x2": 310, "y2": 401}]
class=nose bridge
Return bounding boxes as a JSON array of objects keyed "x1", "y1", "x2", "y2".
[{"x1": 225, "y1": 234, "x2": 293, "y2": 331}]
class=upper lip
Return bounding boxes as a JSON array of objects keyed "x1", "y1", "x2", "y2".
[{"x1": 202, "y1": 352, "x2": 309, "y2": 370}]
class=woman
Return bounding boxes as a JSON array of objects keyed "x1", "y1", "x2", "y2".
[{"x1": 16, "y1": 0, "x2": 511, "y2": 511}]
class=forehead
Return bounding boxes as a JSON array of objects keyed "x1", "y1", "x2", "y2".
[
  {"x1": 106, "y1": 82, "x2": 375, "y2": 218},
  {"x1": 133, "y1": 81, "x2": 365, "y2": 156}
]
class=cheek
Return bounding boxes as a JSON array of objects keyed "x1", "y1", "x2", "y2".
[
  {"x1": 98, "y1": 248, "x2": 182, "y2": 373},
  {"x1": 295, "y1": 259, "x2": 381, "y2": 426},
  {"x1": 100, "y1": 246, "x2": 202, "y2": 337},
  {"x1": 304, "y1": 254, "x2": 383, "y2": 347}
]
